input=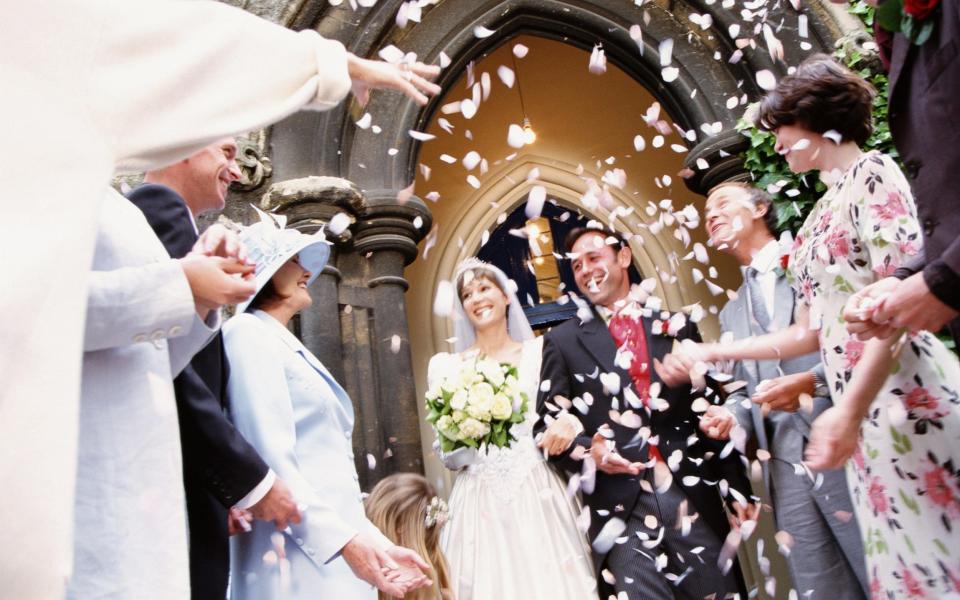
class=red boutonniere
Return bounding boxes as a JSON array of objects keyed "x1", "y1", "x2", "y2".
[
  {"x1": 877, "y1": 0, "x2": 940, "y2": 46},
  {"x1": 774, "y1": 253, "x2": 789, "y2": 277}
]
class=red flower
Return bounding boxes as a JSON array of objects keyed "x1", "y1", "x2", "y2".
[
  {"x1": 844, "y1": 338, "x2": 866, "y2": 370},
  {"x1": 923, "y1": 463, "x2": 960, "y2": 516},
  {"x1": 867, "y1": 475, "x2": 889, "y2": 515},
  {"x1": 904, "y1": 386, "x2": 944, "y2": 419},
  {"x1": 825, "y1": 227, "x2": 851, "y2": 260},
  {"x1": 900, "y1": 565, "x2": 928, "y2": 598},
  {"x1": 903, "y1": 0, "x2": 939, "y2": 20},
  {"x1": 872, "y1": 191, "x2": 910, "y2": 222}
]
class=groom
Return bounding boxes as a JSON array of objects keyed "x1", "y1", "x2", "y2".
[{"x1": 536, "y1": 227, "x2": 752, "y2": 599}]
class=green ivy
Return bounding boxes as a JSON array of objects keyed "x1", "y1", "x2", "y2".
[{"x1": 735, "y1": 1, "x2": 897, "y2": 234}]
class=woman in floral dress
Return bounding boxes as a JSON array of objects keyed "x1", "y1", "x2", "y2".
[{"x1": 686, "y1": 56, "x2": 960, "y2": 598}]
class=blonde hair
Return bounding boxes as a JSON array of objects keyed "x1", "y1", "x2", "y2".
[{"x1": 365, "y1": 473, "x2": 454, "y2": 600}]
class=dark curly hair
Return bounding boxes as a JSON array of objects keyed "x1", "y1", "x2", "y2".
[{"x1": 756, "y1": 54, "x2": 876, "y2": 146}]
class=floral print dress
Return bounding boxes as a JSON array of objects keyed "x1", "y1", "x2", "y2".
[{"x1": 790, "y1": 152, "x2": 960, "y2": 599}]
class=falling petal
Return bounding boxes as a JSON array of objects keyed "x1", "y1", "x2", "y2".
[
  {"x1": 525, "y1": 185, "x2": 547, "y2": 219},
  {"x1": 658, "y1": 38, "x2": 673, "y2": 66},
  {"x1": 439, "y1": 51, "x2": 451, "y2": 69},
  {"x1": 756, "y1": 69, "x2": 777, "y2": 91},
  {"x1": 593, "y1": 518, "x2": 627, "y2": 554},
  {"x1": 462, "y1": 151, "x2": 482, "y2": 170},
  {"x1": 513, "y1": 43, "x2": 529, "y2": 58},
  {"x1": 661, "y1": 66, "x2": 679, "y2": 82},
  {"x1": 408, "y1": 130, "x2": 436, "y2": 141},
  {"x1": 466, "y1": 175, "x2": 481, "y2": 189},
  {"x1": 633, "y1": 135, "x2": 646, "y2": 151},
  {"x1": 355, "y1": 113, "x2": 372, "y2": 129},
  {"x1": 460, "y1": 99, "x2": 477, "y2": 119},
  {"x1": 328, "y1": 212, "x2": 351, "y2": 236},
  {"x1": 389, "y1": 335, "x2": 402, "y2": 354},
  {"x1": 507, "y1": 123, "x2": 526, "y2": 148},
  {"x1": 473, "y1": 25, "x2": 495, "y2": 38},
  {"x1": 497, "y1": 65, "x2": 515, "y2": 88},
  {"x1": 589, "y1": 44, "x2": 607, "y2": 74},
  {"x1": 367, "y1": 453, "x2": 377, "y2": 470},
  {"x1": 378, "y1": 44, "x2": 405, "y2": 63}
]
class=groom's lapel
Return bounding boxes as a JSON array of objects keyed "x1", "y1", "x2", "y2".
[{"x1": 577, "y1": 310, "x2": 623, "y2": 379}]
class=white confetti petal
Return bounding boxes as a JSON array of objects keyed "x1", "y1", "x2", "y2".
[
  {"x1": 460, "y1": 98, "x2": 477, "y2": 119},
  {"x1": 328, "y1": 212, "x2": 351, "y2": 236},
  {"x1": 589, "y1": 44, "x2": 607, "y2": 74},
  {"x1": 389, "y1": 335, "x2": 402, "y2": 354},
  {"x1": 633, "y1": 135, "x2": 646, "y2": 152},
  {"x1": 659, "y1": 38, "x2": 674, "y2": 66},
  {"x1": 433, "y1": 280, "x2": 455, "y2": 316},
  {"x1": 507, "y1": 123, "x2": 526, "y2": 148},
  {"x1": 661, "y1": 66, "x2": 679, "y2": 83},
  {"x1": 512, "y1": 43, "x2": 529, "y2": 58},
  {"x1": 525, "y1": 185, "x2": 547, "y2": 219},
  {"x1": 497, "y1": 65, "x2": 515, "y2": 88},
  {"x1": 355, "y1": 113, "x2": 372, "y2": 129},
  {"x1": 756, "y1": 69, "x2": 777, "y2": 91},
  {"x1": 438, "y1": 51, "x2": 451, "y2": 69},
  {"x1": 462, "y1": 151, "x2": 482, "y2": 170},
  {"x1": 408, "y1": 130, "x2": 436, "y2": 141},
  {"x1": 466, "y1": 175, "x2": 481, "y2": 189},
  {"x1": 474, "y1": 25, "x2": 496, "y2": 38}
]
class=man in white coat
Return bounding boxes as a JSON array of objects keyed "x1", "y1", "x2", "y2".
[
  {"x1": 72, "y1": 191, "x2": 255, "y2": 599},
  {"x1": 0, "y1": 1, "x2": 439, "y2": 597}
]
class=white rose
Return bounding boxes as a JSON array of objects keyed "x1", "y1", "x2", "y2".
[
  {"x1": 467, "y1": 382, "x2": 495, "y2": 420},
  {"x1": 491, "y1": 394, "x2": 513, "y2": 420},
  {"x1": 458, "y1": 417, "x2": 490, "y2": 440},
  {"x1": 449, "y1": 389, "x2": 468, "y2": 410},
  {"x1": 477, "y1": 359, "x2": 506, "y2": 387},
  {"x1": 451, "y1": 409, "x2": 466, "y2": 424}
]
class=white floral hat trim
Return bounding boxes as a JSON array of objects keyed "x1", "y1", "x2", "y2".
[{"x1": 235, "y1": 206, "x2": 331, "y2": 314}]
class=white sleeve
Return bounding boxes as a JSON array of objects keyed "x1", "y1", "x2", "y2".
[
  {"x1": 86, "y1": 0, "x2": 352, "y2": 172},
  {"x1": 167, "y1": 310, "x2": 220, "y2": 377},
  {"x1": 83, "y1": 260, "x2": 196, "y2": 353},
  {"x1": 224, "y1": 316, "x2": 358, "y2": 565}
]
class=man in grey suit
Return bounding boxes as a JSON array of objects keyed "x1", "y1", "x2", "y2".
[{"x1": 699, "y1": 182, "x2": 868, "y2": 598}]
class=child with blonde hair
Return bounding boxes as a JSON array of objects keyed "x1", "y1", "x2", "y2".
[{"x1": 365, "y1": 473, "x2": 454, "y2": 600}]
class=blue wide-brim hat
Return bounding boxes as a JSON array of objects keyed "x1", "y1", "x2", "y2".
[{"x1": 235, "y1": 206, "x2": 331, "y2": 314}]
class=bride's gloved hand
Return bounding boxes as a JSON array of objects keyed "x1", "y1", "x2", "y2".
[
  {"x1": 537, "y1": 412, "x2": 584, "y2": 456},
  {"x1": 433, "y1": 440, "x2": 477, "y2": 471}
]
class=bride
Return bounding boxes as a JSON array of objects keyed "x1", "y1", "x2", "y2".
[{"x1": 427, "y1": 259, "x2": 598, "y2": 600}]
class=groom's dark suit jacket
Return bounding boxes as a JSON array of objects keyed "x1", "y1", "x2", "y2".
[
  {"x1": 536, "y1": 307, "x2": 752, "y2": 572},
  {"x1": 129, "y1": 184, "x2": 269, "y2": 600}
]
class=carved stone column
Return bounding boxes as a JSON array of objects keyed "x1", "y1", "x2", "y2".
[
  {"x1": 339, "y1": 190, "x2": 432, "y2": 488},
  {"x1": 682, "y1": 128, "x2": 752, "y2": 195},
  {"x1": 258, "y1": 178, "x2": 431, "y2": 488}
]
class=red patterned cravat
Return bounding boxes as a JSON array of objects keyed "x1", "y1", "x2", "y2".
[{"x1": 607, "y1": 310, "x2": 662, "y2": 463}]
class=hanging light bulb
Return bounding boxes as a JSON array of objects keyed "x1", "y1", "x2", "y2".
[{"x1": 522, "y1": 116, "x2": 537, "y2": 145}]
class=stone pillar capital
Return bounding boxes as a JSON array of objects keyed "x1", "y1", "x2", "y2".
[
  {"x1": 260, "y1": 176, "x2": 365, "y2": 241},
  {"x1": 352, "y1": 189, "x2": 433, "y2": 266},
  {"x1": 682, "y1": 129, "x2": 752, "y2": 196}
]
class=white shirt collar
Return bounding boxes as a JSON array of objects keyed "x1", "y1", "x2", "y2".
[{"x1": 746, "y1": 239, "x2": 781, "y2": 275}]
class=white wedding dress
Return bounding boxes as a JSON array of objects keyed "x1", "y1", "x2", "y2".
[{"x1": 428, "y1": 336, "x2": 598, "y2": 600}]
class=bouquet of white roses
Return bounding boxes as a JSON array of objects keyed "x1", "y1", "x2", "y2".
[{"x1": 425, "y1": 356, "x2": 528, "y2": 452}]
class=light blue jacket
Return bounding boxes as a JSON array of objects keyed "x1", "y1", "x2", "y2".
[{"x1": 224, "y1": 310, "x2": 389, "y2": 599}]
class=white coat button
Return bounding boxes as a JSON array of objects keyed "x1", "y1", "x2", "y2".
[
  {"x1": 169, "y1": 325, "x2": 182, "y2": 336},
  {"x1": 133, "y1": 334, "x2": 147, "y2": 343},
  {"x1": 296, "y1": 538, "x2": 304, "y2": 546},
  {"x1": 306, "y1": 548, "x2": 315, "y2": 556}
]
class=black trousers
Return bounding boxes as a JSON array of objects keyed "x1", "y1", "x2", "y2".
[{"x1": 600, "y1": 479, "x2": 741, "y2": 600}]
